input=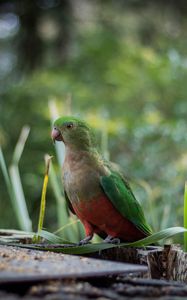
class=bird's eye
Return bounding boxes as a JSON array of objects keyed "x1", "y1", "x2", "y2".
[{"x1": 66, "y1": 123, "x2": 73, "y2": 129}]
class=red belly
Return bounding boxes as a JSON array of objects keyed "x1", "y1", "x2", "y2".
[{"x1": 72, "y1": 195, "x2": 145, "y2": 242}]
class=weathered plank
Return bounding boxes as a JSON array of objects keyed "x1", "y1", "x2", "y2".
[{"x1": 0, "y1": 245, "x2": 147, "y2": 285}]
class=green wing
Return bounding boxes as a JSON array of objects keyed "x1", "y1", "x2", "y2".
[{"x1": 100, "y1": 168, "x2": 152, "y2": 236}]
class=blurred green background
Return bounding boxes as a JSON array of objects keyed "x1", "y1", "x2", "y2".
[{"x1": 0, "y1": 0, "x2": 187, "y2": 240}]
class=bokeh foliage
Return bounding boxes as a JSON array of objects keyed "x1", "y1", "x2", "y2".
[{"x1": 0, "y1": 0, "x2": 187, "y2": 239}]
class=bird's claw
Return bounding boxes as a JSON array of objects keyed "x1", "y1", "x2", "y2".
[
  {"x1": 77, "y1": 235, "x2": 93, "y2": 246},
  {"x1": 103, "y1": 235, "x2": 121, "y2": 244}
]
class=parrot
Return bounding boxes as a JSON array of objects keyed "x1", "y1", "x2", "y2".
[{"x1": 51, "y1": 116, "x2": 152, "y2": 244}]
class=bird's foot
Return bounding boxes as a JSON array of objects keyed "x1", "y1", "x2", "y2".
[
  {"x1": 77, "y1": 235, "x2": 93, "y2": 246},
  {"x1": 103, "y1": 235, "x2": 121, "y2": 244}
]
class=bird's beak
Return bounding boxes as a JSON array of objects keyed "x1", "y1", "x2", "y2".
[{"x1": 51, "y1": 128, "x2": 63, "y2": 144}]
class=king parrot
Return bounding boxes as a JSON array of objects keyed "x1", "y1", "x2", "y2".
[{"x1": 51, "y1": 116, "x2": 152, "y2": 244}]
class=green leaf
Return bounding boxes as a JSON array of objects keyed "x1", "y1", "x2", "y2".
[
  {"x1": 38, "y1": 230, "x2": 74, "y2": 244},
  {"x1": 43, "y1": 226, "x2": 187, "y2": 254},
  {"x1": 122, "y1": 226, "x2": 186, "y2": 247},
  {"x1": 2, "y1": 226, "x2": 187, "y2": 255},
  {"x1": 0, "y1": 145, "x2": 32, "y2": 232}
]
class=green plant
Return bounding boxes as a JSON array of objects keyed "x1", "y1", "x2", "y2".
[
  {"x1": 0, "y1": 130, "x2": 187, "y2": 254},
  {"x1": 1, "y1": 101, "x2": 187, "y2": 254},
  {"x1": 0, "y1": 127, "x2": 32, "y2": 231}
]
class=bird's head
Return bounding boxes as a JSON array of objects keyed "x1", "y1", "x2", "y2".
[{"x1": 51, "y1": 116, "x2": 96, "y2": 150}]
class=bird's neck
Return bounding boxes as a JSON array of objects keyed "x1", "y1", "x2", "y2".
[{"x1": 63, "y1": 145, "x2": 99, "y2": 170}]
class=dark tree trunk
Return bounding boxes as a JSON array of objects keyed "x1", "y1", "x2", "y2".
[
  {"x1": 17, "y1": 0, "x2": 43, "y2": 72},
  {"x1": 55, "y1": 0, "x2": 73, "y2": 65}
]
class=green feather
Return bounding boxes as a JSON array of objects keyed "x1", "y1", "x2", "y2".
[
  {"x1": 54, "y1": 116, "x2": 96, "y2": 150},
  {"x1": 100, "y1": 169, "x2": 152, "y2": 236},
  {"x1": 54, "y1": 116, "x2": 86, "y2": 127}
]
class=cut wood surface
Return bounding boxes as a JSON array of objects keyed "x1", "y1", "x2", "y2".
[
  {"x1": 0, "y1": 243, "x2": 187, "y2": 299},
  {"x1": 0, "y1": 245, "x2": 147, "y2": 285}
]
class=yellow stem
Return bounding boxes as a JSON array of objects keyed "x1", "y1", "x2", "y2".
[{"x1": 36, "y1": 155, "x2": 52, "y2": 242}]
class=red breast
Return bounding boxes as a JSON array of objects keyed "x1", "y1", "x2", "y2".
[{"x1": 72, "y1": 194, "x2": 145, "y2": 242}]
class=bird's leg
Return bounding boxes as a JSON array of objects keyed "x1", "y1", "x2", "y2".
[
  {"x1": 78, "y1": 234, "x2": 93, "y2": 245},
  {"x1": 103, "y1": 235, "x2": 121, "y2": 244},
  {"x1": 77, "y1": 220, "x2": 94, "y2": 245}
]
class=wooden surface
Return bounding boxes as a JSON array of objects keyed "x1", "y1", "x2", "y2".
[
  {"x1": 0, "y1": 245, "x2": 147, "y2": 285},
  {"x1": 0, "y1": 242, "x2": 187, "y2": 299}
]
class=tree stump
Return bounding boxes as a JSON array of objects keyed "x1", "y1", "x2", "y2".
[{"x1": 94, "y1": 245, "x2": 187, "y2": 282}]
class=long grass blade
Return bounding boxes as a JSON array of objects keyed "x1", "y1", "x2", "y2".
[
  {"x1": 0, "y1": 126, "x2": 32, "y2": 231},
  {"x1": 38, "y1": 230, "x2": 74, "y2": 244},
  {"x1": 12, "y1": 226, "x2": 187, "y2": 255},
  {"x1": 9, "y1": 165, "x2": 32, "y2": 231},
  {"x1": 54, "y1": 219, "x2": 80, "y2": 235},
  {"x1": 0, "y1": 147, "x2": 15, "y2": 204},
  {"x1": 0, "y1": 146, "x2": 12, "y2": 191},
  {"x1": 0, "y1": 146, "x2": 28, "y2": 230},
  {"x1": 12, "y1": 126, "x2": 30, "y2": 164},
  {"x1": 10, "y1": 126, "x2": 32, "y2": 231}
]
